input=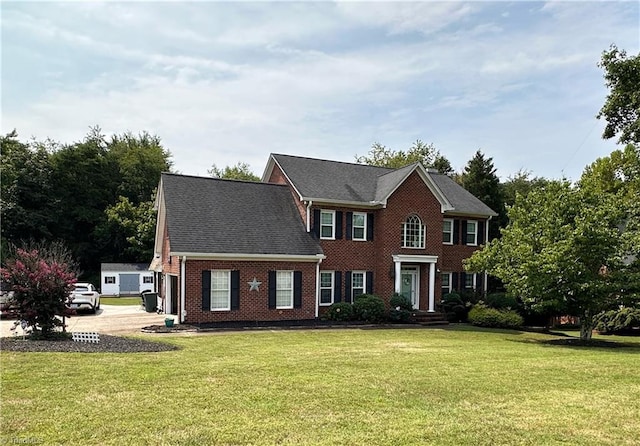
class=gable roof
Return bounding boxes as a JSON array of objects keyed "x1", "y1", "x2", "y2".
[
  {"x1": 264, "y1": 154, "x2": 496, "y2": 216},
  {"x1": 159, "y1": 173, "x2": 323, "y2": 257},
  {"x1": 101, "y1": 263, "x2": 150, "y2": 272}
]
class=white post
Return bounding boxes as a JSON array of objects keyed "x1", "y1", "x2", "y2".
[
  {"x1": 428, "y1": 262, "x2": 436, "y2": 312},
  {"x1": 394, "y1": 261, "x2": 401, "y2": 294}
]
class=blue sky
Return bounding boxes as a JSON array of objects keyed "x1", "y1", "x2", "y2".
[{"x1": 2, "y1": 1, "x2": 638, "y2": 181}]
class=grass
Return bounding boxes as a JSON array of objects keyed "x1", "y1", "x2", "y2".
[
  {"x1": 1, "y1": 326, "x2": 639, "y2": 445},
  {"x1": 100, "y1": 297, "x2": 142, "y2": 306}
]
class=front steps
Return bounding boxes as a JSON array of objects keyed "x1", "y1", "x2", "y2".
[{"x1": 409, "y1": 310, "x2": 449, "y2": 326}]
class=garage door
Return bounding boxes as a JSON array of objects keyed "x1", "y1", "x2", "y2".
[{"x1": 119, "y1": 274, "x2": 140, "y2": 294}]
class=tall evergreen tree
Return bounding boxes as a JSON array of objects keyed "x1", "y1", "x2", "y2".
[{"x1": 459, "y1": 150, "x2": 507, "y2": 240}]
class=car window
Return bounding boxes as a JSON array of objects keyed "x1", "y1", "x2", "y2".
[{"x1": 75, "y1": 286, "x2": 89, "y2": 292}]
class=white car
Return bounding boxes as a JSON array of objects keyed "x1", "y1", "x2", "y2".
[{"x1": 69, "y1": 283, "x2": 101, "y2": 313}]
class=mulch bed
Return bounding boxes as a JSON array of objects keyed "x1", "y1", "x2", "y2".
[{"x1": 0, "y1": 334, "x2": 180, "y2": 353}]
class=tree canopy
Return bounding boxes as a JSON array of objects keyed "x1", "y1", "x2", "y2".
[
  {"x1": 356, "y1": 140, "x2": 453, "y2": 175},
  {"x1": 597, "y1": 45, "x2": 640, "y2": 144},
  {"x1": 208, "y1": 162, "x2": 260, "y2": 181}
]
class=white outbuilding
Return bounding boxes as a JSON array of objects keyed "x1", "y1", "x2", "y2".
[{"x1": 100, "y1": 263, "x2": 155, "y2": 296}]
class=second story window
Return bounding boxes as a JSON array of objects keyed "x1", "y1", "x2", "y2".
[
  {"x1": 352, "y1": 212, "x2": 366, "y2": 241},
  {"x1": 466, "y1": 220, "x2": 478, "y2": 246},
  {"x1": 443, "y1": 219, "x2": 453, "y2": 244},
  {"x1": 402, "y1": 214, "x2": 425, "y2": 249},
  {"x1": 320, "y1": 210, "x2": 335, "y2": 239}
]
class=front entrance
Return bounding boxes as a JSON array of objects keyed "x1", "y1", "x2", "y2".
[{"x1": 400, "y1": 266, "x2": 420, "y2": 309}]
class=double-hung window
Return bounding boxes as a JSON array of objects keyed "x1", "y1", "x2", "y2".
[
  {"x1": 352, "y1": 271, "x2": 365, "y2": 298},
  {"x1": 143, "y1": 276, "x2": 154, "y2": 284},
  {"x1": 464, "y1": 273, "x2": 476, "y2": 290},
  {"x1": 466, "y1": 220, "x2": 478, "y2": 246},
  {"x1": 441, "y1": 272, "x2": 452, "y2": 296},
  {"x1": 320, "y1": 210, "x2": 335, "y2": 239},
  {"x1": 211, "y1": 270, "x2": 231, "y2": 311},
  {"x1": 352, "y1": 212, "x2": 366, "y2": 241},
  {"x1": 402, "y1": 215, "x2": 425, "y2": 248},
  {"x1": 442, "y1": 219, "x2": 453, "y2": 244},
  {"x1": 319, "y1": 271, "x2": 334, "y2": 305},
  {"x1": 276, "y1": 271, "x2": 294, "y2": 309},
  {"x1": 104, "y1": 276, "x2": 116, "y2": 284}
]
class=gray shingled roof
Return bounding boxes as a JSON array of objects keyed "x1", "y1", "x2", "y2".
[
  {"x1": 161, "y1": 173, "x2": 323, "y2": 256},
  {"x1": 101, "y1": 263, "x2": 150, "y2": 272},
  {"x1": 271, "y1": 154, "x2": 497, "y2": 216}
]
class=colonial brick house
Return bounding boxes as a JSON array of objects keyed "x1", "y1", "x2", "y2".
[{"x1": 150, "y1": 154, "x2": 496, "y2": 325}]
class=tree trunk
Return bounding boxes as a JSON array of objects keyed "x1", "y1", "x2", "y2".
[{"x1": 580, "y1": 310, "x2": 593, "y2": 341}]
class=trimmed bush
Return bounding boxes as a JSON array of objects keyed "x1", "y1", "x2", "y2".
[
  {"x1": 325, "y1": 303, "x2": 354, "y2": 321},
  {"x1": 440, "y1": 292, "x2": 469, "y2": 322},
  {"x1": 468, "y1": 304, "x2": 523, "y2": 329},
  {"x1": 353, "y1": 294, "x2": 386, "y2": 323},
  {"x1": 388, "y1": 293, "x2": 412, "y2": 322},
  {"x1": 485, "y1": 293, "x2": 519, "y2": 310},
  {"x1": 594, "y1": 308, "x2": 640, "y2": 335}
]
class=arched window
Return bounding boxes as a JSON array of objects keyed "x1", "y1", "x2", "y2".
[{"x1": 402, "y1": 214, "x2": 425, "y2": 248}]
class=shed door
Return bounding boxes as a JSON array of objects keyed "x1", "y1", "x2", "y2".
[{"x1": 119, "y1": 274, "x2": 140, "y2": 294}]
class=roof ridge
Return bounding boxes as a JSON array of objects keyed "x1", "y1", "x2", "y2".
[
  {"x1": 272, "y1": 153, "x2": 394, "y2": 171},
  {"x1": 162, "y1": 172, "x2": 288, "y2": 188}
]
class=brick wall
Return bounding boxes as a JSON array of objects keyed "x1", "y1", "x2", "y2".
[{"x1": 184, "y1": 260, "x2": 318, "y2": 324}]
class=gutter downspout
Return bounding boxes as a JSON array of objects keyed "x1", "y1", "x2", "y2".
[
  {"x1": 315, "y1": 256, "x2": 323, "y2": 319},
  {"x1": 306, "y1": 200, "x2": 313, "y2": 232},
  {"x1": 180, "y1": 256, "x2": 186, "y2": 323}
]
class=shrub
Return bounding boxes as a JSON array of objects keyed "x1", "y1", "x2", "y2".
[
  {"x1": 353, "y1": 294, "x2": 386, "y2": 323},
  {"x1": 485, "y1": 293, "x2": 519, "y2": 310},
  {"x1": 388, "y1": 293, "x2": 412, "y2": 322},
  {"x1": 1, "y1": 243, "x2": 77, "y2": 338},
  {"x1": 440, "y1": 292, "x2": 469, "y2": 322},
  {"x1": 468, "y1": 304, "x2": 523, "y2": 329},
  {"x1": 594, "y1": 308, "x2": 640, "y2": 335},
  {"x1": 325, "y1": 302, "x2": 354, "y2": 321}
]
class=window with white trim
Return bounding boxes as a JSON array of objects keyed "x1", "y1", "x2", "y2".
[
  {"x1": 352, "y1": 212, "x2": 366, "y2": 241},
  {"x1": 276, "y1": 270, "x2": 294, "y2": 309},
  {"x1": 464, "y1": 273, "x2": 476, "y2": 290},
  {"x1": 320, "y1": 271, "x2": 334, "y2": 305},
  {"x1": 441, "y1": 272, "x2": 452, "y2": 296},
  {"x1": 352, "y1": 271, "x2": 365, "y2": 298},
  {"x1": 211, "y1": 270, "x2": 231, "y2": 311},
  {"x1": 466, "y1": 220, "x2": 478, "y2": 245},
  {"x1": 320, "y1": 210, "x2": 335, "y2": 239},
  {"x1": 143, "y1": 276, "x2": 153, "y2": 284},
  {"x1": 104, "y1": 276, "x2": 116, "y2": 284},
  {"x1": 402, "y1": 214, "x2": 425, "y2": 248},
  {"x1": 442, "y1": 219, "x2": 453, "y2": 244}
]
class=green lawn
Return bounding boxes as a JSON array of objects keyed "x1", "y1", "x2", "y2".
[
  {"x1": 100, "y1": 297, "x2": 142, "y2": 306},
  {"x1": 1, "y1": 326, "x2": 639, "y2": 445}
]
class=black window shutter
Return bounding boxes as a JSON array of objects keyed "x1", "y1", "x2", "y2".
[
  {"x1": 478, "y1": 221, "x2": 485, "y2": 245},
  {"x1": 231, "y1": 270, "x2": 240, "y2": 310},
  {"x1": 268, "y1": 271, "x2": 276, "y2": 309},
  {"x1": 335, "y1": 211, "x2": 343, "y2": 239},
  {"x1": 334, "y1": 271, "x2": 342, "y2": 303},
  {"x1": 293, "y1": 271, "x2": 302, "y2": 308},
  {"x1": 460, "y1": 272, "x2": 467, "y2": 289},
  {"x1": 453, "y1": 219, "x2": 460, "y2": 244},
  {"x1": 461, "y1": 220, "x2": 468, "y2": 245},
  {"x1": 346, "y1": 212, "x2": 353, "y2": 240},
  {"x1": 312, "y1": 209, "x2": 321, "y2": 238},
  {"x1": 366, "y1": 271, "x2": 373, "y2": 294},
  {"x1": 201, "y1": 270, "x2": 211, "y2": 311},
  {"x1": 452, "y1": 272, "x2": 459, "y2": 292},
  {"x1": 367, "y1": 213, "x2": 374, "y2": 241},
  {"x1": 344, "y1": 271, "x2": 352, "y2": 303},
  {"x1": 476, "y1": 273, "x2": 483, "y2": 291}
]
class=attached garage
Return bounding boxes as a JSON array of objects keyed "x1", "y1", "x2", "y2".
[{"x1": 100, "y1": 263, "x2": 154, "y2": 296}]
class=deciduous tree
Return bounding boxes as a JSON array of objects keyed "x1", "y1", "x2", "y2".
[
  {"x1": 208, "y1": 162, "x2": 260, "y2": 181},
  {"x1": 597, "y1": 45, "x2": 640, "y2": 144},
  {"x1": 356, "y1": 140, "x2": 453, "y2": 174}
]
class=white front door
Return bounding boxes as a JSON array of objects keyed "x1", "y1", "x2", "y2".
[{"x1": 400, "y1": 267, "x2": 420, "y2": 309}]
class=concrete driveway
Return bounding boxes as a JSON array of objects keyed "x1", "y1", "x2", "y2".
[{"x1": 0, "y1": 305, "x2": 168, "y2": 338}]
